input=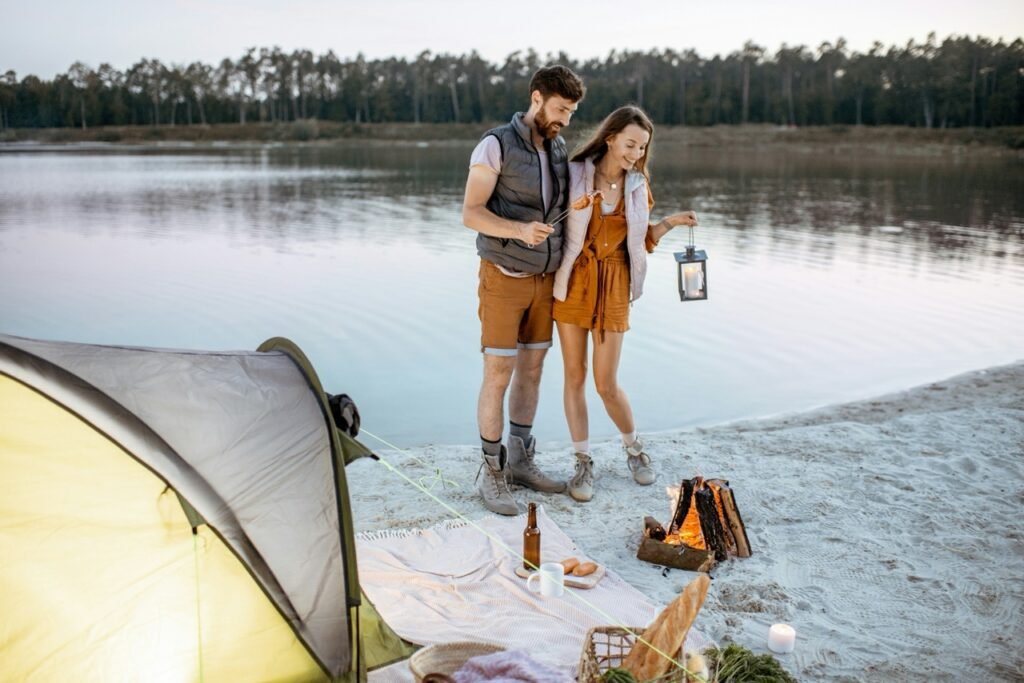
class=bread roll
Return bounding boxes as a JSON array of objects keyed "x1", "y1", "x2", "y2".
[
  {"x1": 572, "y1": 561, "x2": 598, "y2": 576},
  {"x1": 560, "y1": 557, "x2": 580, "y2": 573}
]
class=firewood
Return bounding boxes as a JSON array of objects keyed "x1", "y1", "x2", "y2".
[
  {"x1": 669, "y1": 478, "x2": 696, "y2": 535},
  {"x1": 643, "y1": 516, "x2": 667, "y2": 541},
  {"x1": 707, "y1": 479, "x2": 738, "y2": 556},
  {"x1": 636, "y1": 537, "x2": 714, "y2": 572},
  {"x1": 718, "y1": 485, "x2": 751, "y2": 558},
  {"x1": 695, "y1": 487, "x2": 728, "y2": 561}
]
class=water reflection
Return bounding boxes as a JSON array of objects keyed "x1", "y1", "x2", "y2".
[
  {"x1": 1, "y1": 144, "x2": 1022, "y2": 446},
  {"x1": 6, "y1": 144, "x2": 1019, "y2": 262}
]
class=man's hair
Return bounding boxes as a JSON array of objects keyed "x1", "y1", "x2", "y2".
[{"x1": 529, "y1": 65, "x2": 585, "y2": 103}]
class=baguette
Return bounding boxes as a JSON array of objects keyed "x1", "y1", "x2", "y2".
[{"x1": 621, "y1": 574, "x2": 711, "y2": 681}]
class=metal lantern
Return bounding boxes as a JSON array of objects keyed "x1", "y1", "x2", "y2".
[{"x1": 673, "y1": 227, "x2": 708, "y2": 301}]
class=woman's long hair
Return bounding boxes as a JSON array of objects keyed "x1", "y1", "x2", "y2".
[{"x1": 570, "y1": 105, "x2": 655, "y2": 180}]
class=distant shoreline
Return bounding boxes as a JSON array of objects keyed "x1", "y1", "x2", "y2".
[{"x1": 2, "y1": 122, "x2": 1023, "y2": 157}]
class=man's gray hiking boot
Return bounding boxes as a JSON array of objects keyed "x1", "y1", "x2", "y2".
[
  {"x1": 475, "y1": 447, "x2": 520, "y2": 516},
  {"x1": 567, "y1": 452, "x2": 594, "y2": 502},
  {"x1": 625, "y1": 438, "x2": 656, "y2": 485},
  {"x1": 507, "y1": 435, "x2": 567, "y2": 494}
]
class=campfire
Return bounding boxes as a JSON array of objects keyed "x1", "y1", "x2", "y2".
[{"x1": 637, "y1": 477, "x2": 751, "y2": 572}]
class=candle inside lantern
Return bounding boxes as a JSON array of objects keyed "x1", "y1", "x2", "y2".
[
  {"x1": 683, "y1": 264, "x2": 703, "y2": 298},
  {"x1": 767, "y1": 623, "x2": 796, "y2": 654}
]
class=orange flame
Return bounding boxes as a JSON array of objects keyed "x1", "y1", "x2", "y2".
[{"x1": 662, "y1": 477, "x2": 724, "y2": 551}]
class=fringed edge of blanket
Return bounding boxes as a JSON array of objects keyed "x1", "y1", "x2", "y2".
[{"x1": 356, "y1": 516, "x2": 472, "y2": 542}]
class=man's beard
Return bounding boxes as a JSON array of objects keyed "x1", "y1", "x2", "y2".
[{"x1": 534, "y1": 108, "x2": 562, "y2": 140}]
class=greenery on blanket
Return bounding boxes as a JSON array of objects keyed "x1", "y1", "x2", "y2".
[
  {"x1": 596, "y1": 644, "x2": 794, "y2": 682},
  {"x1": 703, "y1": 643, "x2": 797, "y2": 682}
]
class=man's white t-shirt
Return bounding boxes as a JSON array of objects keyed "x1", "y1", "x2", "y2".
[{"x1": 469, "y1": 135, "x2": 553, "y2": 213}]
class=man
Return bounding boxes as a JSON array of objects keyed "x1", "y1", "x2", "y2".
[{"x1": 462, "y1": 65, "x2": 585, "y2": 515}]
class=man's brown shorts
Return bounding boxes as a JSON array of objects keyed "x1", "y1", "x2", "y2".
[{"x1": 478, "y1": 259, "x2": 554, "y2": 356}]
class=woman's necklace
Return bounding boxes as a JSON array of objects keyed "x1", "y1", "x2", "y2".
[
  {"x1": 595, "y1": 166, "x2": 623, "y2": 248},
  {"x1": 596, "y1": 167, "x2": 623, "y2": 191}
]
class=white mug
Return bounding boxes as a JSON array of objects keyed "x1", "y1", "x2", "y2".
[{"x1": 526, "y1": 562, "x2": 565, "y2": 598}]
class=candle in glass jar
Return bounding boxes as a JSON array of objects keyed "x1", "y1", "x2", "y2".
[
  {"x1": 683, "y1": 265, "x2": 703, "y2": 298},
  {"x1": 767, "y1": 623, "x2": 796, "y2": 654}
]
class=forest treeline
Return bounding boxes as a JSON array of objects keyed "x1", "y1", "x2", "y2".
[{"x1": 1, "y1": 33, "x2": 1021, "y2": 130}]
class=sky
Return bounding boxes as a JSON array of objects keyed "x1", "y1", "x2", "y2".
[{"x1": 2, "y1": 0, "x2": 1021, "y2": 79}]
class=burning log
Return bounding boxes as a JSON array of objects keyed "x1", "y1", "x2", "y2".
[
  {"x1": 669, "y1": 478, "x2": 695, "y2": 535},
  {"x1": 643, "y1": 516, "x2": 667, "y2": 541},
  {"x1": 637, "y1": 536, "x2": 714, "y2": 572},
  {"x1": 695, "y1": 485, "x2": 728, "y2": 562},
  {"x1": 638, "y1": 476, "x2": 751, "y2": 571}
]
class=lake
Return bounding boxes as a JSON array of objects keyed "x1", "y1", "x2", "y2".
[{"x1": 1, "y1": 142, "x2": 1022, "y2": 449}]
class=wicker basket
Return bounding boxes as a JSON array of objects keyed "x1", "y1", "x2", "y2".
[
  {"x1": 408, "y1": 641, "x2": 505, "y2": 682},
  {"x1": 577, "y1": 625, "x2": 689, "y2": 683}
]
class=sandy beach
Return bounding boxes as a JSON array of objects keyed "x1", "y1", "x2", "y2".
[{"x1": 347, "y1": 361, "x2": 1024, "y2": 682}]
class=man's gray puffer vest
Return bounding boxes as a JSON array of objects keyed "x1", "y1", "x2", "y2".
[{"x1": 476, "y1": 113, "x2": 568, "y2": 274}]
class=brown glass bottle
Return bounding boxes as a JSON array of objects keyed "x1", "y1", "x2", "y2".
[{"x1": 523, "y1": 502, "x2": 541, "y2": 571}]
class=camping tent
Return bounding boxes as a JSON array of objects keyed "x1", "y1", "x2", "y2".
[{"x1": 0, "y1": 334, "x2": 415, "y2": 682}]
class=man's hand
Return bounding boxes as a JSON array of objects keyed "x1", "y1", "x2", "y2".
[{"x1": 518, "y1": 221, "x2": 554, "y2": 247}]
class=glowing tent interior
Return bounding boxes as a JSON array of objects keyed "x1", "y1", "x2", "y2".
[{"x1": 0, "y1": 334, "x2": 415, "y2": 682}]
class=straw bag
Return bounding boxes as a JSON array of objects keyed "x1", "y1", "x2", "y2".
[
  {"x1": 408, "y1": 641, "x2": 505, "y2": 682},
  {"x1": 577, "y1": 626, "x2": 688, "y2": 683}
]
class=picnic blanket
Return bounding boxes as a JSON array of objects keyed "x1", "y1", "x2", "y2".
[{"x1": 357, "y1": 506, "x2": 713, "y2": 680}]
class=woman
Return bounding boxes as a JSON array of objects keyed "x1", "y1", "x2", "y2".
[{"x1": 552, "y1": 105, "x2": 699, "y2": 502}]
